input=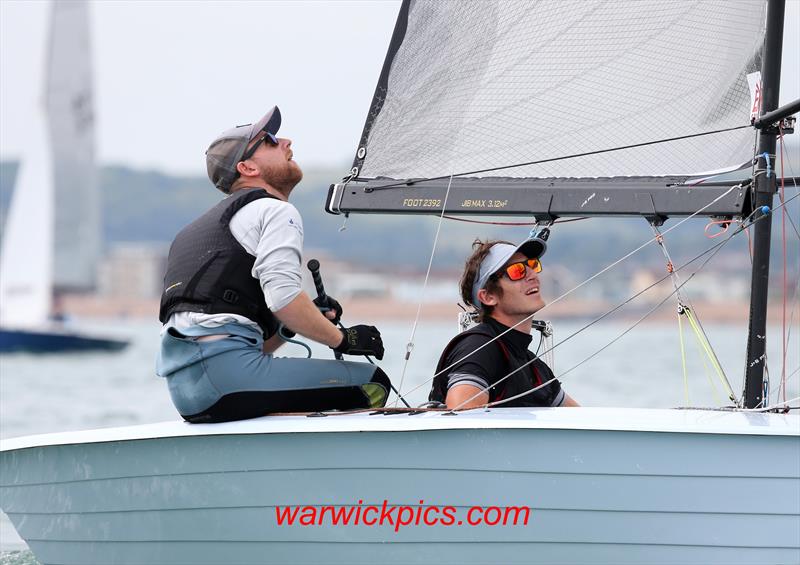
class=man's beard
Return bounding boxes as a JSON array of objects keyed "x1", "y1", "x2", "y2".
[{"x1": 262, "y1": 161, "x2": 303, "y2": 193}]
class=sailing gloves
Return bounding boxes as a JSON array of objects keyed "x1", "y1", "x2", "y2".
[
  {"x1": 313, "y1": 295, "x2": 343, "y2": 326},
  {"x1": 334, "y1": 325, "x2": 385, "y2": 360}
]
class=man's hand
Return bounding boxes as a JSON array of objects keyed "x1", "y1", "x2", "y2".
[
  {"x1": 313, "y1": 295, "x2": 343, "y2": 325},
  {"x1": 333, "y1": 325, "x2": 385, "y2": 360}
]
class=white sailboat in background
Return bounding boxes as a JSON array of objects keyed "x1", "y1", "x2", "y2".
[
  {"x1": 0, "y1": 0, "x2": 126, "y2": 353},
  {"x1": 0, "y1": 0, "x2": 798, "y2": 563}
]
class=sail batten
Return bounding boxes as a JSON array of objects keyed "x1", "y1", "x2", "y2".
[
  {"x1": 327, "y1": 176, "x2": 750, "y2": 220},
  {"x1": 345, "y1": 0, "x2": 767, "y2": 216}
]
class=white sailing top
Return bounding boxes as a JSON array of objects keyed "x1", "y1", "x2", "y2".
[{"x1": 163, "y1": 197, "x2": 304, "y2": 334}]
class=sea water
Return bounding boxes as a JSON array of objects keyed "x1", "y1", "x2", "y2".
[{"x1": 1, "y1": 318, "x2": 797, "y2": 561}]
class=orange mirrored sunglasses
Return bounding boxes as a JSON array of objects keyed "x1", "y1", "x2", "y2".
[{"x1": 502, "y1": 258, "x2": 542, "y2": 281}]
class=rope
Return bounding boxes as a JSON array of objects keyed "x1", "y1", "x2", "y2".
[
  {"x1": 775, "y1": 143, "x2": 800, "y2": 408},
  {"x1": 452, "y1": 207, "x2": 758, "y2": 411},
  {"x1": 393, "y1": 174, "x2": 454, "y2": 406},
  {"x1": 650, "y1": 220, "x2": 736, "y2": 405},
  {"x1": 442, "y1": 215, "x2": 589, "y2": 227},
  {"x1": 400, "y1": 183, "x2": 744, "y2": 400},
  {"x1": 778, "y1": 130, "x2": 787, "y2": 403},
  {"x1": 367, "y1": 125, "x2": 752, "y2": 192},
  {"x1": 651, "y1": 222, "x2": 734, "y2": 402},
  {"x1": 737, "y1": 396, "x2": 800, "y2": 413},
  {"x1": 678, "y1": 311, "x2": 689, "y2": 405},
  {"x1": 683, "y1": 306, "x2": 726, "y2": 403}
]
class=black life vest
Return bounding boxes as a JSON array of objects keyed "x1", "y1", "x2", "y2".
[
  {"x1": 159, "y1": 188, "x2": 280, "y2": 337},
  {"x1": 430, "y1": 323, "x2": 556, "y2": 407}
]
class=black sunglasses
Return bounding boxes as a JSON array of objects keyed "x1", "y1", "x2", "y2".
[{"x1": 240, "y1": 131, "x2": 279, "y2": 162}]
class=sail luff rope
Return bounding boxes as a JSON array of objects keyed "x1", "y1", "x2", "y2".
[
  {"x1": 401, "y1": 183, "x2": 743, "y2": 399},
  {"x1": 393, "y1": 174, "x2": 454, "y2": 406},
  {"x1": 466, "y1": 211, "x2": 757, "y2": 410},
  {"x1": 367, "y1": 125, "x2": 752, "y2": 192}
]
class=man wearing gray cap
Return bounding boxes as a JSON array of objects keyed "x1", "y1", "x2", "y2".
[
  {"x1": 429, "y1": 237, "x2": 578, "y2": 409},
  {"x1": 157, "y1": 107, "x2": 390, "y2": 423}
]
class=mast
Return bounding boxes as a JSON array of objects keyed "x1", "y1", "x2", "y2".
[{"x1": 743, "y1": 0, "x2": 785, "y2": 409}]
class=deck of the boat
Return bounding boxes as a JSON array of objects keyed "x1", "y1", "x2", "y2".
[{"x1": 2, "y1": 406, "x2": 798, "y2": 452}]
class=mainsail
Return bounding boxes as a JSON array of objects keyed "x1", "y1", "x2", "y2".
[
  {"x1": 329, "y1": 0, "x2": 768, "y2": 219},
  {"x1": 46, "y1": 0, "x2": 100, "y2": 291}
]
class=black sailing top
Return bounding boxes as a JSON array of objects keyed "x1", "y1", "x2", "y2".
[{"x1": 431, "y1": 317, "x2": 566, "y2": 407}]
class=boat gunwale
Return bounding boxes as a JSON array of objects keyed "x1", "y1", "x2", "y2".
[{"x1": 2, "y1": 407, "x2": 798, "y2": 453}]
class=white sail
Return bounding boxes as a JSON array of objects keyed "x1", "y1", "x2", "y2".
[
  {"x1": 46, "y1": 0, "x2": 100, "y2": 291},
  {"x1": 356, "y1": 0, "x2": 767, "y2": 180},
  {"x1": 0, "y1": 111, "x2": 54, "y2": 327}
]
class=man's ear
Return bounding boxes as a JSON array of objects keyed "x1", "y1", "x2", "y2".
[
  {"x1": 477, "y1": 288, "x2": 498, "y2": 308},
  {"x1": 236, "y1": 159, "x2": 259, "y2": 178}
]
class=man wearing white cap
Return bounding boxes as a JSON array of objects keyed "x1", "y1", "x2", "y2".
[
  {"x1": 430, "y1": 237, "x2": 578, "y2": 409},
  {"x1": 157, "y1": 107, "x2": 389, "y2": 422}
]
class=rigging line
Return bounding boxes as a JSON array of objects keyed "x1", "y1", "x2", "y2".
[
  {"x1": 678, "y1": 312, "x2": 689, "y2": 406},
  {"x1": 481, "y1": 259, "x2": 729, "y2": 409},
  {"x1": 778, "y1": 146, "x2": 800, "y2": 240},
  {"x1": 779, "y1": 130, "x2": 787, "y2": 403},
  {"x1": 451, "y1": 212, "x2": 753, "y2": 412},
  {"x1": 400, "y1": 183, "x2": 744, "y2": 400},
  {"x1": 441, "y1": 216, "x2": 590, "y2": 226},
  {"x1": 737, "y1": 395, "x2": 800, "y2": 413},
  {"x1": 782, "y1": 366, "x2": 800, "y2": 387},
  {"x1": 651, "y1": 222, "x2": 734, "y2": 401},
  {"x1": 557, "y1": 288, "x2": 683, "y2": 380},
  {"x1": 367, "y1": 125, "x2": 753, "y2": 192},
  {"x1": 687, "y1": 306, "x2": 735, "y2": 398},
  {"x1": 772, "y1": 278, "x2": 800, "y2": 407},
  {"x1": 685, "y1": 308, "x2": 726, "y2": 405},
  {"x1": 776, "y1": 132, "x2": 800, "y2": 401},
  {"x1": 394, "y1": 173, "x2": 455, "y2": 406},
  {"x1": 651, "y1": 224, "x2": 686, "y2": 301}
]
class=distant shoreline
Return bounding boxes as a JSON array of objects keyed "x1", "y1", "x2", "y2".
[{"x1": 58, "y1": 294, "x2": 780, "y2": 324}]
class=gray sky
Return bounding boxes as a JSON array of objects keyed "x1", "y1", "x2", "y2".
[
  {"x1": 1, "y1": 0, "x2": 798, "y2": 178},
  {"x1": 0, "y1": 0, "x2": 401, "y2": 176}
]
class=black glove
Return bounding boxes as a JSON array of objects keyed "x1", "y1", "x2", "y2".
[
  {"x1": 333, "y1": 325, "x2": 384, "y2": 360},
  {"x1": 313, "y1": 295, "x2": 343, "y2": 326}
]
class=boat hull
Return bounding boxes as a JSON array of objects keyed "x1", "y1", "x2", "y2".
[
  {"x1": 1, "y1": 409, "x2": 798, "y2": 564},
  {"x1": 0, "y1": 328, "x2": 128, "y2": 353}
]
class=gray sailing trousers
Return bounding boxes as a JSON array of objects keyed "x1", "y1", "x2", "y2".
[{"x1": 157, "y1": 324, "x2": 382, "y2": 420}]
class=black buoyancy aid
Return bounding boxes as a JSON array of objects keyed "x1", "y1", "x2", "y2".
[
  {"x1": 159, "y1": 188, "x2": 280, "y2": 337},
  {"x1": 430, "y1": 323, "x2": 556, "y2": 407}
]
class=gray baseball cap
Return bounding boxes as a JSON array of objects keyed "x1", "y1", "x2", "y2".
[
  {"x1": 205, "y1": 106, "x2": 282, "y2": 193},
  {"x1": 472, "y1": 237, "x2": 547, "y2": 309}
]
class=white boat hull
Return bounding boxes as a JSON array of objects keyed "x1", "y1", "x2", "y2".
[{"x1": 1, "y1": 408, "x2": 798, "y2": 564}]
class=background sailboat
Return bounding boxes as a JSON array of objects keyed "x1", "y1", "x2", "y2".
[{"x1": 0, "y1": 1, "x2": 126, "y2": 353}]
